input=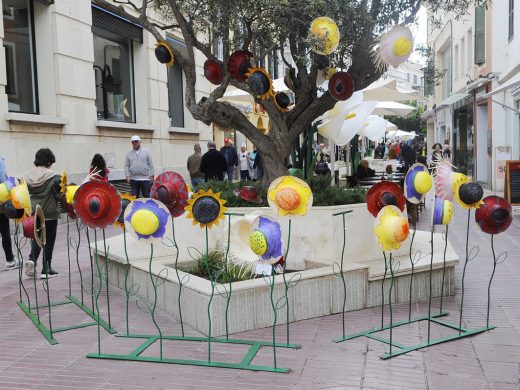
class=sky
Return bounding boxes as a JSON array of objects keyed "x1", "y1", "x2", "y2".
[{"x1": 409, "y1": 6, "x2": 427, "y2": 65}]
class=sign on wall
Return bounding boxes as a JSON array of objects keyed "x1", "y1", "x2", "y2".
[{"x1": 504, "y1": 160, "x2": 520, "y2": 206}]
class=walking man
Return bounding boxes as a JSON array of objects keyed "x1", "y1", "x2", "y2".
[
  {"x1": 187, "y1": 143, "x2": 205, "y2": 188},
  {"x1": 200, "y1": 141, "x2": 227, "y2": 182},
  {"x1": 220, "y1": 138, "x2": 238, "y2": 181},
  {"x1": 125, "y1": 135, "x2": 154, "y2": 197},
  {"x1": 238, "y1": 143, "x2": 251, "y2": 180}
]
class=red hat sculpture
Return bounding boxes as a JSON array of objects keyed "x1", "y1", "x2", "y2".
[
  {"x1": 233, "y1": 186, "x2": 263, "y2": 204},
  {"x1": 366, "y1": 181, "x2": 406, "y2": 218},
  {"x1": 227, "y1": 50, "x2": 253, "y2": 82},
  {"x1": 73, "y1": 181, "x2": 121, "y2": 229},
  {"x1": 204, "y1": 59, "x2": 225, "y2": 85},
  {"x1": 150, "y1": 171, "x2": 189, "y2": 217},
  {"x1": 475, "y1": 196, "x2": 513, "y2": 235},
  {"x1": 328, "y1": 72, "x2": 354, "y2": 101}
]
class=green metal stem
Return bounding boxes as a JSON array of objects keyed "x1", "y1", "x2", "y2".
[
  {"x1": 148, "y1": 244, "x2": 163, "y2": 359},
  {"x1": 224, "y1": 214, "x2": 232, "y2": 340},
  {"x1": 269, "y1": 270, "x2": 278, "y2": 369},
  {"x1": 440, "y1": 224, "x2": 449, "y2": 315},
  {"x1": 339, "y1": 214, "x2": 347, "y2": 338},
  {"x1": 381, "y1": 252, "x2": 388, "y2": 328},
  {"x1": 93, "y1": 229, "x2": 103, "y2": 355},
  {"x1": 74, "y1": 220, "x2": 85, "y2": 305},
  {"x1": 487, "y1": 234, "x2": 497, "y2": 329},
  {"x1": 282, "y1": 219, "x2": 292, "y2": 344},
  {"x1": 85, "y1": 227, "x2": 95, "y2": 312},
  {"x1": 67, "y1": 216, "x2": 71, "y2": 297},
  {"x1": 205, "y1": 226, "x2": 213, "y2": 363},
  {"x1": 388, "y1": 253, "x2": 395, "y2": 355},
  {"x1": 42, "y1": 243, "x2": 53, "y2": 337},
  {"x1": 123, "y1": 228, "x2": 130, "y2": 335},
  {"x1": 427, "y1": 227, "x2": 434, "y2": 343},
  {"x1": 102, "y1": 229, "x2": 112, "y2": 329},
  {"x1": 171, "y1": 218, "x2": 184, "y2": 337},
  {"x1": 459, "y1": 209, "x2": 471, "y2": 335},
  {"x1": 408, "y1": 222, "x2": 416, "y2": 321}
]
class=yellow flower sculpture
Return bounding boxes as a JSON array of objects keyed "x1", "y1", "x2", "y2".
[
  {"x1": 185, "y1": 189, "x2": 227, "y2": 229},
  {"x1": 453, "y1": 177, "x2": 484, "y2": 210},
  {"x1": 374, "y1": 205, "x2": 410, "y2": 252},
  {"x1": 268, "y1": 176, "x2": 313, "y2": 217},
  {"x1": 65, "y1": 185, "x2": 79, "y2": 204},
  {"x1": 59, "y1": 171, "x2": 68, "y2": 194},
  {"x1": 308, "y1": 17, "x2": 340, "y2": 55},
  {"x1": 10, "y1": 179, "x2": 32, "y2": 218}
]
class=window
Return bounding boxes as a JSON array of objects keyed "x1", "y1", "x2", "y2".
[
  {"x1": 475, "y1": 5, "x2": 486, "y2": 65},
  {"x1": 213, "y1": 34, "x2": 223, "y2": 61},
  {"x1": 441, "y1": 45, "x2": 452, "y2": 100},
  {"x1": 460, "y1": 37, "x2": 465, "y2": 73},
  {"x1": 3, "y1": 0, "x2": 37, "y2": 113},
  {"x1": 467, "y1": 29, "x2": 472, "y2": 67},
  {"x1": 509, "y1": 0, "x2": 514, "y2": 40},
  {"x1": 454, "y1": 44, "x2": 459, "y2": 78},
  {"x1": 166, "y1": 36, "x2": 187, "y2": 128},
  {"x1": 92, "y1": 6, "x2": 141, "y2": 122},
  {"x1": 268, "y1": 51, "x2": 278, "y2": 79}
]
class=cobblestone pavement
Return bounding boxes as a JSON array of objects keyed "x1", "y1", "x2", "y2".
[{"x1": 0, "y1": 200, "x2": 519, "y2": 389}]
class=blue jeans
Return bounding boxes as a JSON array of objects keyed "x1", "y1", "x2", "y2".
[
  {"x1": 191, "y1": 178, "x2": 205, "y2": 188},
  {"x1": 226, "y1": 167, "x2": 234, "y2": 181},
  {"x1": 130, "y1": 180, "x2": 150, "y2": 198}
]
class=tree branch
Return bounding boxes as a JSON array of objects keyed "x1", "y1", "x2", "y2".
[{"x1": 289, "y1": 91, "x2": 336, "y2": 140}]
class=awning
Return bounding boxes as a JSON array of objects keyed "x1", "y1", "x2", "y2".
[
  {"x1": 482, "y1": 72, "x2": 520, "y2": 98},
  {"x1": 92, "y1": 5, "x2": 143, "y2": 43},
  {"x1": 34, "y1": 0, "x2": 54, "y2": 4},
  {"x1": 438, "y1": 93, "x2": 468, "y2": 107}
]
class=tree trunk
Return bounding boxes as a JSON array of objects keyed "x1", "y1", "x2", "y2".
[{"x1": 260, "y1": 147, "x2": 290, "y2": 185}]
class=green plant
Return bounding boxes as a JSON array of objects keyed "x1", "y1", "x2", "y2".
[
  {"x1": 193, "y1": 177, "x2": 366, "y2": 208},
  {"x1": 190, "y1": 248, "x2": 253, "y2": 283}
]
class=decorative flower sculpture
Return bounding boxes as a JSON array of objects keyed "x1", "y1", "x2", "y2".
[
  {"x1": 475, "y1": 196, "x2": 512, "y2": 235},
  {"x1": 115, "y1": 192, "x2": 136, "y2": 229},
  {"x1": 328, "y1": 72, "x2": 354, "y2": 101},
  {"x1": 375, "y1": 25, "x2": 414, "y2": 68},
  {"x1": 204, "y1": 59, "x2": 225, "y2": 85},
  {"x1": 374, "y1": 205, "x2": 410, "y2": 252},
  {"x1": 22, "y1": 205, "x2": 46, "y2": 248},
  {"x1": 432, "y1": 197, "x2": 453, "y2": 225},
  {"x1": 59, "y1": 171, "x2": 68, "y2": 194},
  {"x1": 308, "y1": 17, "x2": 340, "y2": 55},
  {"x1": 435, "y1": 161, "x2": 465, "y2": 201},
  {"x1": 154, "y1": 41, "x2": 174, "y2": 66},
  {"x1": 248, "y1": 216, "x2": 283, "y2": 262},
  {"x1": 150, "y1": 171, "x2": 189, "y2": 217},
  {"x1": 227, "y1": 50, "x2": 253, "y2": 82},
  {"x1": 404, "y1": 163, "x2": 432, "y2": 204},
  {"x1": 273, "y1": 92, "x2": 291, "y2": 112},
  {"x1": 1, "y1": 201, "x2": 25, "y2": 220},
  {"x1": 73, "y1": 181, "x2": 121, "y2": 229},
  {"x1": 124, "y1": 198, "x2": 172, "y2": 242},
  {"x1": 246, "y1": 67, "x2": 274, "y2": 100},
  {"x1": 10, "y1": 179, "x2": 32, "y2": 218},
  {"x1": 267, "y1": 176, "x2": 313, "y2": 217},
  {"x1": 454, "y1": 181, "x2": 484, "y2": 209},
  {"x1": 0, "y1": 177, "x2": 15, "y2": 203},
  {"x1": 366, "y1": 181, "x2": 406, "y2": 218},
  {"x1": 185, "y1": 189, "x2": 227, "y2": 229},
  {"x1": 233, "y1": 186, "x2": 263, "y2": 204},
  {"x1": 65, "y1": 185, "x2": 79, "y2": 204}
]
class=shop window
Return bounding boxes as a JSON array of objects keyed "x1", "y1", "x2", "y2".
[
  {"x1": 3, "y1": 0, "x2": 38, "y2": 114},
  {"x1": 92, "y1": 5, "x2": 142, "y2": 122},
  {"x1": 166, "y1": 36, "x2": 187, "y2": 128}
]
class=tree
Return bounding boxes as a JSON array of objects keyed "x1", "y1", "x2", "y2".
[
  {"x1": 93, "y1": 0, "x2": 485, "y2": 184},
  {"x1": 386, "y1": 101, "x2": 426, "y2": 135}
]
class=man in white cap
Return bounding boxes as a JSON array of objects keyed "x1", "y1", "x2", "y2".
[
  {"x1": 125, "y1": 135, "x2": 154, "y2": 197},
  {"x1": 238, "y1": 142, "x2": 250, "y2": 180}
]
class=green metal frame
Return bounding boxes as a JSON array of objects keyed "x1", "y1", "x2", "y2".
[
  {"x1": 334, "y1": 212, "x2": 497, "y2": 359},
  {"x1": 88, "y1": 334, "x2": 300, "y2": 372},
  {"x1": 14, "y1": 221, "x2": 115, "y2": 345}
]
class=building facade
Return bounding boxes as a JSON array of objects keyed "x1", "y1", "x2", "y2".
[{"x1": 0, "y1": 0, "x2": 213, "y2": 182}]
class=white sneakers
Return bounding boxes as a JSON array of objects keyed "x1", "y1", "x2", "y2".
[
  {"x1": 5, "y1": 258, "x2": 21, "y2": 271},
  {"x1": 25, "y1": 260, "x2": 35, "y2": 278}
]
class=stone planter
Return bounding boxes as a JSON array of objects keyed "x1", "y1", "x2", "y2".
[{"x1": 96, "y1": 203, "x2": 458, "y2": 336}]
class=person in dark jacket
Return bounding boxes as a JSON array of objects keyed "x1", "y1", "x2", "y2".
[
  {"x1": 24, "y1": 148, "x2": 61, "y2": 279},
  {"x1": 220, "y1": 138, "x2": 238, "y2": 181},
  {"x1": 400, "y1": 141, "x2": 416, "y2": 171},
  {"x1": 200, "y1": 141, "x2": 228, "y2": 182},
  {"x1": 355, "y1": 160, "x2": 375, "y2": 182},
  {"x1": 252, "y1": 148, "x2": 263, "y2": 181}
]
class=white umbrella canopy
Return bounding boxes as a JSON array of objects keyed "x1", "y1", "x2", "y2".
[
  {"x1": 372, "y1": 101, "x2": 415, "y2": 117},
  {"x1": 387, "y1": 129, "x2": 412, "y2": 138},
  {"x1": 363, "y1": 78, "x2": 422, "y2": 102}
]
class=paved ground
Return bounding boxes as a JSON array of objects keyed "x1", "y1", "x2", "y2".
[{"x1": 1, "y1": 198, "x2": 520, "y2": 389}]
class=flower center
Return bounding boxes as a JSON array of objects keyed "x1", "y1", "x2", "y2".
[
  {"x1": 249, "y1": 230, "x2": 268, "y2": 255},
  {"x1": 131, "y1": 209, "x2": 159, "y2": 235},
  {"x1": 275, "y1": 187, "x2": 301, "y2": 211},
  {"x1": 393, "y1": 37, "x2": 412, "y2": 57}
]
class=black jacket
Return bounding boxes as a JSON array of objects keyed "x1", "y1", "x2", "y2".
[
  {"x1": 220, "y1": 145, "x2": 238, "y2": 168},
  {"x1": 200, "y1": 149, "x2": 228, "y2": 181}
]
